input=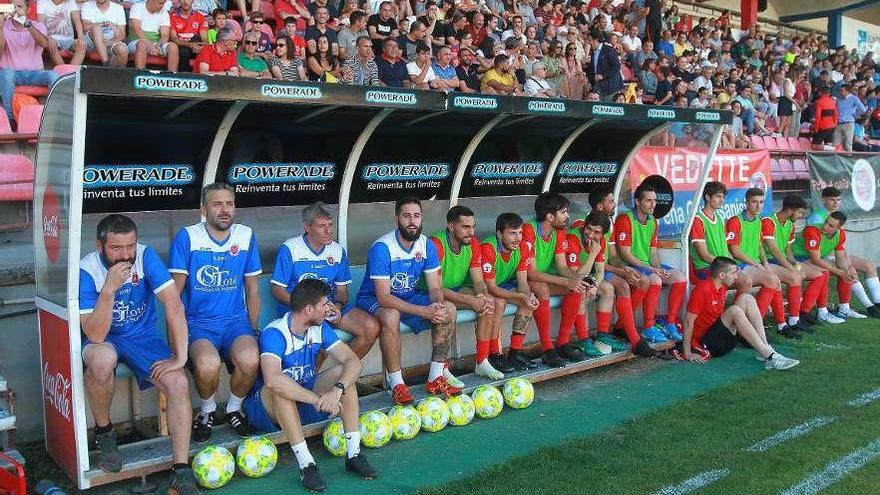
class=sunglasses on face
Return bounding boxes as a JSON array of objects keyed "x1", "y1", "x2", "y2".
[
  {"x1": 252, "y1": 19, "x2": 264, "y2": 23},
  {"x1": 244, "y1": 40, "x2": 258, "y2": 45},
  {"x1": 276, "y1": 43, "x2": 287, "y2": 48}
]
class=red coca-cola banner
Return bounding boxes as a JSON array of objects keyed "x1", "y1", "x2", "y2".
[{"x1": 39, "y1": 310, "x2": 78, "y2": 482}]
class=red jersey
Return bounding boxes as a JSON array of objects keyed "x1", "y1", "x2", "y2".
[
  {"x1": 760, "y1": 217, "x2": 794, "y2": 244},
  {"x1": 170, "y1": 10, "x2": 207, "y2": 42},
  {"x1": 801, "y1": 226, "x2": 846, "y2": 251},
  {"x1": 564, "y1": 232, "x2": 606, "y2": 268},
  {"x1": 687, "y1": 279, "x2": 727, "y2": 345},
  {"x1": 194, "y1": 44, "x2": 237, "y2": 73},
  {"x1": 613, "y1": 212, "x2": 658, "y2": 249},
  {"x1": 813, "y1": 94, "x2": 838, "y2": 132},
  {"x1": 480, "y1": 241, "x2": 532, "y2": 282}
]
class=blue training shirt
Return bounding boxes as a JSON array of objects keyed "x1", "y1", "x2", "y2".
[
  {"x1": 357, "y1": 229, "x2": 440, "y2": 301},
  {"x1": 168, "y1": 223, "x2": 262, "y2": 325},
  {"x1": 270, "y1": 235, "x2": 352, "y2": 316},
  {"x1": 79, "y1": 244, "x2": 175, "y2": 339},
  {"x1": 258, "y1": 314, "x2": 340, "y2": 388}
]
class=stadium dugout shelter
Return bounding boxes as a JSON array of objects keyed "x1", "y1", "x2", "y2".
[{"x1": 31, "y1": 67, "x2": 731, "y2": 489}]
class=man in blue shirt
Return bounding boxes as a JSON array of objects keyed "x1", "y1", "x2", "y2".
[
  {"x1": 271, "y1": 202, "x2": 379, "y2": 358},
  {"x1": 80, "y1": 215, "x2": 199, "y2": 494},
  {"x1": 169, "y1": 183, "x2": 262, "y2": 443},
  {"x1": 834, "y1": 84, "x2": 867, "y2": 152},
  {"x1": 244, "y1": 279, "x2": 376, "y2": 492},
  {"x1": 356, "y1": 196, "x2": 459, "y2": 405}
]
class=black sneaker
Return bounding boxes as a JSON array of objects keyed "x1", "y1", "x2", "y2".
[
  {"x1": 868, "y1": 305, "x2": 880, "y2": 318},
  {"x1": 224, "y1": 410, "x2": 251, "y2": 437},
  {"x1": 777, "y1": 325, "x2": 803, "y2": 340},
  {"x1": 192, "y1": 411, "x2": 214, "y2": 444},
  {"x1": 505, "y1": 349, "x2": 538, "y2": 370},
  {"x1": 95, "y1": 429, "x2": 122, "y2": 473},
  {"x1": 345, "y1": 453, "x2": 377, "y2": 479},
  {"x1": 168, "y1": 467, "x2": 200, "y2": 495},
  {"x1": 488, "y1": 353, "x2": 515, "y2": 373},
  {"x1": 794, "y1": 319, "x2": 814, "y2": 333},
  {"x1": 800, "y1": 311, "x2": 819, "y2": 326},
  {"x1": 300, "y1": 463, "x2": 326, "y2": 492},
  {"x1": 541, "y1": 348, "x2": 566, "y2": 368},
  {"x1": 556, "y1": 343, "x2": 587, "y2": 362},
  {"x1": 632, "y1": 339, "x2": 658, "y2": 358}
]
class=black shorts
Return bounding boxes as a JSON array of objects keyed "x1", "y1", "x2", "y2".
[
  {"x1": 812, "y1": 128, "x2": 834, "y2": 145},
  {"x1": 778, "y1": 96, "x2": 793, "y2": 116},
  {"x1": 700, "y1": 319, "x2": 739, "y2": 357}
]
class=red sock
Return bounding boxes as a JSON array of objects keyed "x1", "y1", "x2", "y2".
[
  {"x1": 786, "y1": 284, "x2": 802, "y2": 317},
  {"x1": 666, "y1": 281, "x2": 686, "y2": 324},
  {"x1": 596, "y1": 310, "x2": 611, "y2": 335},
  {"x1": 802, "y1": 272, "x2": 827, "y2": 312},
  {"x1": 756, "y1": 286, "x2": 775, "y2": 316},
  {"x1": 771, "y1": 289, "x2": 786, "y2": 324},
  {"x1": 535, "y1": 299, "x2": 553, "y2": 351},
  {"x1": 614, "y1": 296, "x2": 641, "y2": 345},
  {"x1": 643, "y1": 284, "x2": 661, "y2": 328},
  {"x1": 818, "y1": 272, "x2": 829, "y2": 308},
  {"x1": 476, "y1": 340, "x2": 491, "y2": 364},
  {"x1": 575, "y1": 312, "x2": 589, "y2": 340},
  {"x1": 837, "y1": 275, "x2": 852, "y2": 304},
  {"x1": 556, "y1": 293, "x2": 581, "y2": 347},
  {"x1": 631, "y1": 287, "x2": 646, "y2": 310},
  {"x1": 509, "y1": 333, "x2": 525, "y2": 351}
]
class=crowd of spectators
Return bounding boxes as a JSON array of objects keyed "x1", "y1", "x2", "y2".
[{"x1": 1, "y1": 0, "x2": 880, "y2": 148}]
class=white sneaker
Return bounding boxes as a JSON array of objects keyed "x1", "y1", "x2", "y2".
[
  {"x1": 443, "y1": 367, "x2": 465, "y2": 388},
  {"x1": 836, "y1": 306, "x2": 867, "y2": 319},
  {"x1": 817, "y1": 311, "x2": 845, "y2": 324},
  {"x1": 474, "y1": 359, "x2": 504, "y2": 380},
  {"x1": 765, "y1": 352, "x2": 800, "y2": 370},
  {"x1": 755, "y1": 346, "x2": 776, "y2": 361},
  {"x1": 593, "y1": 340, "x2": 613, "y2": 355}
]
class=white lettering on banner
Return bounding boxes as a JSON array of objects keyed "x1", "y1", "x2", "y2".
[
  {"x1": 133, "y1": 75, "x2": 207, "y2": 93},
  {"x1": 695, "y1": 111, "x2": 721, "y2": 122},
  {"x1": 42, "y1": 213, "x2": 58, "y2": 239},
  {"x1": 528, "y1": 100, "x2": 566, "y2": 113},
  {"x1": 647, "y1": 108, "x2": 676, "y2": 119},
  {"x1": 365, "y1": 91, "x2": 417, "y2": 105},
  {"x1": 228, "y1": 163, "x2": 335, "y2": 184},
  {"x1": 362, "y1": 163, "x2": 450, "y2": 181},
  {"x1": 83, "y1": 165, "x2": 195, "y2": 189},
  {"x1": 472, "y1": 162, "x2": 544, "y2": 178},
  {"x1": 593, "y1": 104, "x2": 625, "y2": 116},
  {"x1": 261, "y1": 84, "x2": 323, "y2": 99},
  {"x1": 649, "y1": 153, "x2": 751, "y2": 186},
  {"x1": 454, "y1": 96, "x2": 498, "y2": 109},
  {"x1": 43, "y1": 362, "x2": 71, "y2": 422}
]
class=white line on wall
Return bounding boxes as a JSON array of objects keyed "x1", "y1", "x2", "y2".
[
  {"x1": 778, "y1": 437, "x2": 880, "y2": 495},
  {"x1": 745, "y1": 416, "x2": 837, "y2": 452},
  {"x1": 650, "y1": 468, "x2": 730, "y2": 495}
]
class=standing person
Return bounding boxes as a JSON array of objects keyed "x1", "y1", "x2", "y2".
[
  {"x1": 834, "y1": 84, "x2": 867, "y2": 152},
  {"x1": 79, "y1": 215, "x2": 200, "y2": 493},
  {"x1": 244, "y1": 279, "x2": 377, "y2": 493},
  {"x1": 270, "y1": 202, "x2": 380, "y2": 359},
  {"x1": 356, "y1": 197, "x2": 460, "y2": 405},
  {"x1": 586, "y1": 29, "x2": 622, "y2": 101},
  {"x1": 811, "y1": 85, "x2": 838, "y2": 150},
  {"x1": 169, "y1": 183, "x2": 262, "y2": 443},
  {"x1": 615, "y1": 182, "x2": 688, "y2": 343}
]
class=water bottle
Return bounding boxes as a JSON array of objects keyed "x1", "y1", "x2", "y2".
[{"x1": 34, "y1": 480, "x2": 67, "y2": 495}]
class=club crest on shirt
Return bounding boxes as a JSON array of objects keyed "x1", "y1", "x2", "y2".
[
  {"x1": 131, "y1": 272, "x2": 139, "y2": 286},
  {"x1": 415, "y1": 251, "x2": 423, "y2": 262},
  {"x1": 327, "y1": 255, "x2": 335, "y2": 265},
  {"x1": 230, "y1": 244, "x2": 240, "y2": 256}
]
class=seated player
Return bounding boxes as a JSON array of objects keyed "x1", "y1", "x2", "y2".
[
  {"x1": 356, "y1": 196, "x2": 460, "y2": 405},
  {"x1": 481, "y1": 213, "x2": 541, "y2": 371},
  {"x1": 79, "y1": 215, "x2": 199, "y2": 494},
  {"x1": 678, "y1": 256, "x2": 800, "y2": 370},
  {"x1": 725, "y1": 187, "x2": 791, "y2": 337},
  {"x1": 615, "y1": 182, "x2": 687, "y2": 343},
  {"x1": 429, "y1": 206, "x2": 505, "y2": 380},
  {"x1": 271, "y1": 202, "x2": 380, "y2": 358},
  {"x1": 761, "y1": 194, "x2": 828, "y2": 333},
  {"x1": 566, "y1": 211, "x2": 658, "y2": 357},
  {"x1": 792, "y1": 211, "x2": 854, "y2": 324},
  {"x1": 169, "y1": 183, "x2": 261, "y2": 442},
  {"x1": 806, "y1": 186, "x2": 880, "y2": 319},
  {"x1": 523, "y1": 192, "x2": 591, "y2": 367},
  {"x1": 244, "y1": 279, "x2": 377, "y2": 492}
]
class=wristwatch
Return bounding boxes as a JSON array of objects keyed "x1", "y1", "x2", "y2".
[
  {"x1": 334, "y1": 382, "x2": 346, "y2": 394},
  {"x1": 23, "y1": 20, "x2": 32, "y2": 28}
]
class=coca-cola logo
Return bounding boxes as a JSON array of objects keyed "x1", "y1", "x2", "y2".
[
  {"x1": 43, "y1": 362, "x2": 71, "y2": 422},
  {"x1": 42, "y1": 187, "x2": 61, "y2": 263}
]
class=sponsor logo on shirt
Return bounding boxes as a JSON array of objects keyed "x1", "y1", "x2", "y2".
[
  {"x1": 391, "y1": 272, "x2": 416, "y2": 292},
  {"x1": 112, "y1": 300, "x2": 147, "y2": 325},
  {"x1": 365, "y1": 90, "x2": 417, "y2": 105},
  {"x1": 134, "y1": 75, "x2": 208, "y2": 93},
  {"x1": 195, "y1": 265, "x2": 239, "y2": 290}
]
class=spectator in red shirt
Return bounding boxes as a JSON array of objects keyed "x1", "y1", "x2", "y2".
[
  {"x1": 195, "y1": 28, "x2": 238, "y2": 75},
  {"x1": 170, "y1": 0, "x2": 208, "y2": 72},
  {"x1": 678, "y1": 256, "x2": 799, "y2": 370},
  {"x1": 812, "y1": 85, "x2": 838, "y2": 149}
]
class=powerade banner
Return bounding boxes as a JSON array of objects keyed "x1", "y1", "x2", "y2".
[
  {"x1": 349, "y1": 162, "x2": 453, "y2": 203},
  {"x1": 550, "y1": 161, "x2": 620, "y2": 194},
  {"x1": 629, "y1": 147, "x2": 773, "y2": 238},
  {"x1": 459, "y1": 161, "x2": 548, "y2": 198},
  {"x1": 808, "y1": 154, "x2": 880, "y2": 221},
  {"x1": 82, "y1": 163, "x2": 202, "y2": 213},
  {"x1": 220, "y1": 162, "x2": 340, "y2": 208}
]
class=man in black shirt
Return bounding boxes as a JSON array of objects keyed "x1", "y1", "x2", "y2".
[{"x1": 367, "y1": 1, "x2": 398, "y2": 55}]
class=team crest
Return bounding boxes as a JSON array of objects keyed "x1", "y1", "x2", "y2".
[
  {"x1": 482, "y1": 262, "x2": 492, "y2": 273},
  {"x1": 131, "y1": 272, "x2": 139, "y2": 285},
  {"x1": 415, "y1": 252, "x2": 423, "y2": 262},
  {"x1": 568, "y1": 253, "x2": 577, "y2": 263},
  {"x1": 327, "y1": 255, "x2": 335, "y2": 265},
  {"x1": 230, "y1": 244, "x2": 240, "y2": 256}
]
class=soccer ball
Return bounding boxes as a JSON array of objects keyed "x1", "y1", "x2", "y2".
[
  {"x1": 417, "y1": 396, "x2": 450, "y2": 432},
  {"x1": 192, "y1": 446, "x2": 235, "y2": 489},
  {"x1": 359, "y1": 410, "x2": 393, "y2": 448},
  {"x1": 388, "y1": 405, "x2": 421, "y2": 440},
  {"x1": 236, "y1": 435, "x2": 278, "y2": 478},
  {"x1": 446, "y1": 394, "x2": 475, "y2": 426},
  {"x1": 471, "y1": 385, "x2": 504, "y2": 419},
  {"x1": 322, "y1": 418, "x2": 347, "y2": 457},
  {"x1": 503, "y1": 377, "x2": 535, "y2": 409}
]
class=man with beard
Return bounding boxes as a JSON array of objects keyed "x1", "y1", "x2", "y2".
[
  {"x1": 271, "y1": 202, "x2": 380, "y2": 359},
  {"x1": 522, "y1": 192, "x2": 591, "y2": 368},
  {"x1": 79, "y1": 215, "x2": 199, "y2": 494},
  {"x1": 169, "y1": 183, "x2": 262, "y2": 443},
  {"x1": 429, "y1": 206, "x2": 504, "y2": 381},
  {"x1": 356, "y1": 196, "x2": 459, "y2": 405},
  {"x1": 244, "y1": 279, "x2": 377, "y2": 492}
]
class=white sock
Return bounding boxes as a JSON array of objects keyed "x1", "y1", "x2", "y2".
[
  {"x1": 428, "y1": 361, "x2": 445, "y2": 382},
  {"x1": 839, "y1": 302, "x2": 851, "y2": 312},
  {"x1": 386, "y1": 370, "x2": 404, "y2": 388},
  {"x1": 291, "y1": 441, "x2": 314, "y2": 469},
  {"x1": 777, "y1": 323, "x2": 787, "y2": 331},
  {"x1": 345, "y1": 431, "x2": 361, "y2": 458},
  {"x1": 867, "y1": 277, "x2": 880, "y2": 304},
  {"x1": 851, "y1": 281, "x2": 872, "y2": 308},
  {"x1": 818, "y1": 307, "x2": 830, "y2": 317},
  {"x1": 788, "y1": 316, "x2": 800, "y2": 326},
  {"x1": 200, "y1": 395, "x2": 217, "y2": 414},
  {"x1": 226, "y1": 393, "x2": 244, "y2": 413}
]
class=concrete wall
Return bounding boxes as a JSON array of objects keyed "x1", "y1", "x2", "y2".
[{"x1": 842, "y1": 15, "x2": 880, "y2": 55}]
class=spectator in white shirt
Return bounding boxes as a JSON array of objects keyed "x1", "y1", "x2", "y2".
[
  {"x1": 37, "y1": 0, "x2": 85, "y2": 65},
  {"x1": 128, "y1": 0, "x2": 178, "y2": 71},
  {"x1": 406, "y1": 41, "x2": 435, "y2": 90},
  {"x1": 524, "y1": 61, "x2": 556, "y2": 98},
  {"x1": 80, "y1": 0, "x2": 128, "y2": 67},
  {"x1": 621, "y1": 25, "x2": 641, "y2": 54}
]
